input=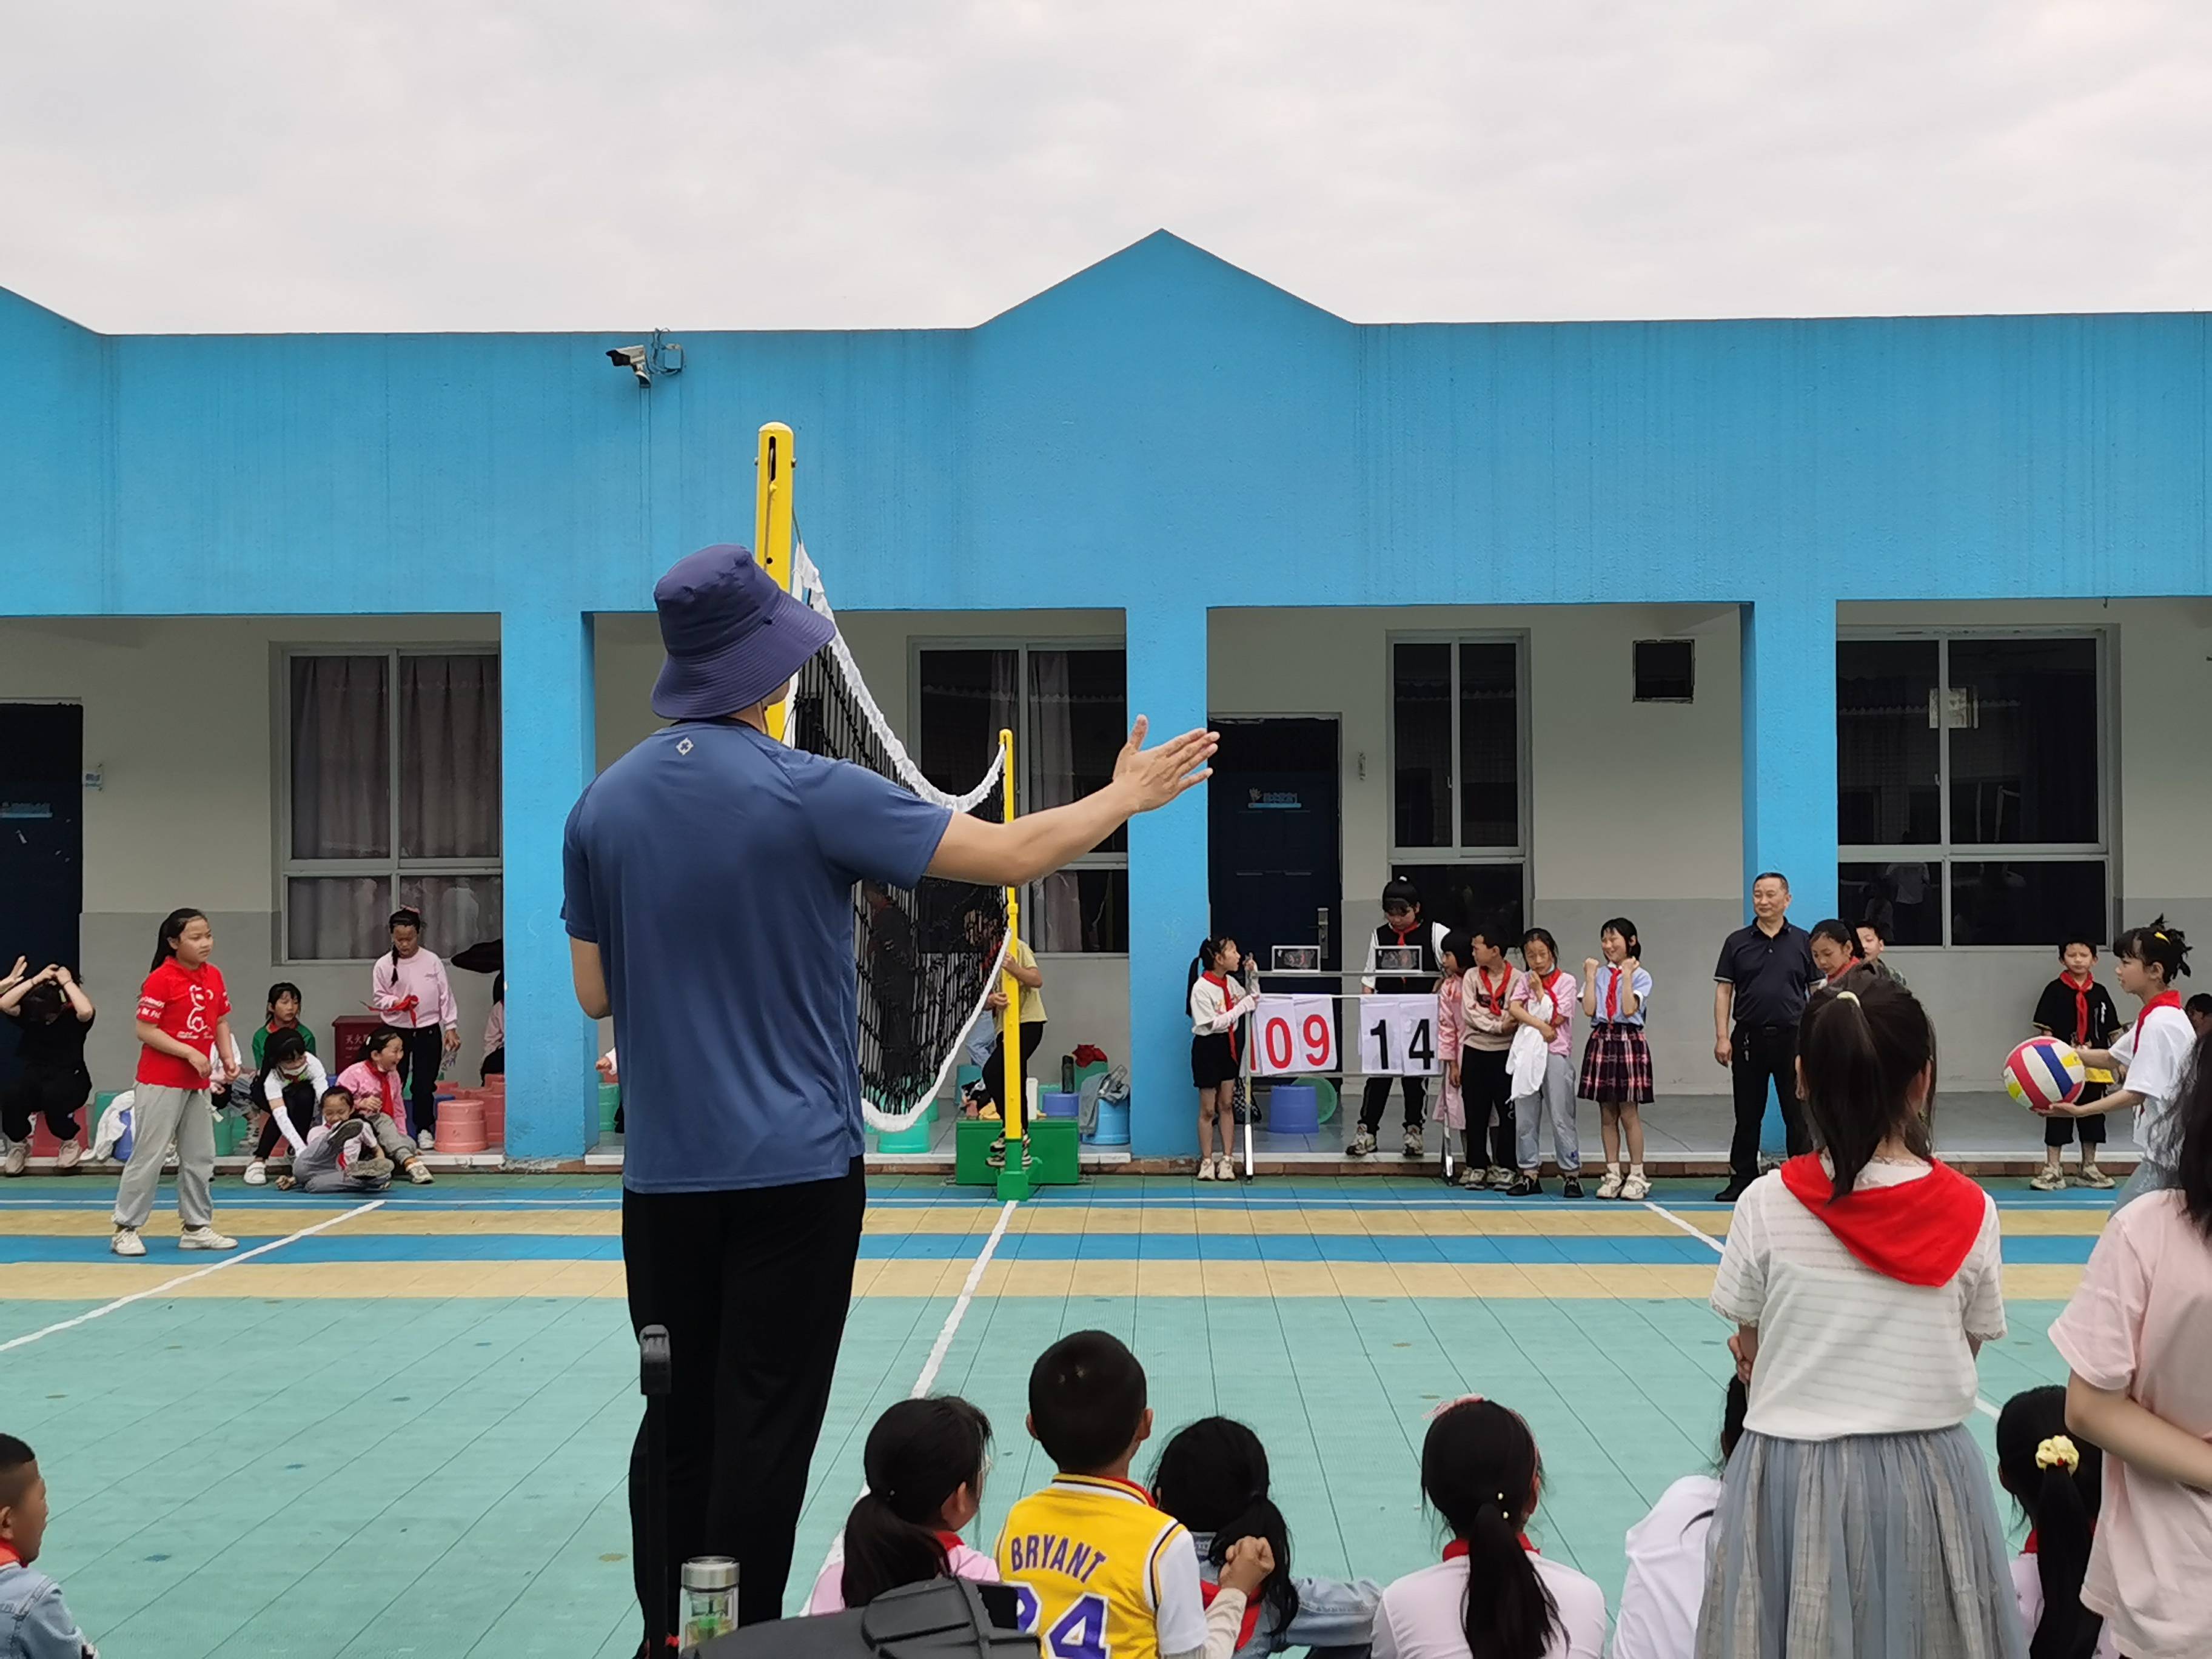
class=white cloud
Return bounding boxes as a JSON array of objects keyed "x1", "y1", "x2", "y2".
[{"x1": 2, "y1": 0, "x2": 2207, "y2": 332}]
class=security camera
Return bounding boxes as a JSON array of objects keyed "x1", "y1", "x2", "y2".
[{"x1": 607, "y1": 345, "x2": 651, "y2": 386}]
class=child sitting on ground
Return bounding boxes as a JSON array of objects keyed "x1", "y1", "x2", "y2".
[
  {"x1": 808, "y1": 1396, "x2": 998, "y2": 1613},
  {"x1": 335, "y1": 1027, "x2": 435, "y2": 1185},
  {"x1": 275, "y1": 1086, "x2": 394, "y2": 1193},
  {"x1": 0, "y1": 1433, "x2": 96, "y2": 1658},
  {"x1": 1372, "y1": 1396, "x2": 1606, "y2": 1658},
  {"x1": 997, "y1": 1330, "x2": 1273, "y2": 1659},
  {"x1": 1994, "y1": 1385, "x2": 2117, "y2": 1659},
  {"x1": 1612, "y1": 1378, "x2": 1746, "y2": 1659},
  {"x1": 1152, "y1": 1415, "x2": 1381, "y2": 1658}
]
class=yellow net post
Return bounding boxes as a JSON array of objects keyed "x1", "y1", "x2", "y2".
[
  {"x1": 754, "y1": 421, "x2": 796, "y2": 742},
  {"x1": 995, "y1": 725, "x2": 1030, "y2": 1201}
]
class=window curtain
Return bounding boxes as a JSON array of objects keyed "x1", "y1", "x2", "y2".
[
  {"x1": 1027, "y1": 652, "x2": 1082, "y2": 951},
  {"x1": 401, "y1": 655, "x2": 502, "y2": 859},
  {"x1": 290, "y1": 656, "x2": 390, "y2": 859}
]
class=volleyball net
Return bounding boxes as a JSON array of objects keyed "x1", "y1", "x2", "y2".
[{"x1": 755, "y1": 425, "x2": 1014, "y2": 1134}]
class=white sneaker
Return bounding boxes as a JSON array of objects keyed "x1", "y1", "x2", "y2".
[
  {"x1": 178, "y1": 1225, "x2": 238, "y2": 1252},
  {"x1": 1217, "y1": 1154, "x2": 1239, "y2": 1181},
  {"x1": 56, "y1": 1139, "x2": 84, "y2": 1173},
  {"x1": 1456, "y1": 1164, "x2": 1484, "y2": 1188},
  {"x1": 1196, "y1": 1155, "x2": 1216, "y2": 1181},
  {"x1": 1347, "y1": 1130, "x2": 1377, "y2": 1156},
  {"x1": 1, "y1": 1141, "x2": 25, "y2": 1178},
  {"x1": 407, "y1": 1159, "x2": 435, "y2": 1185},
  {"x1": 1483, "y1": 1165, "x2": 1511, "y2": 1190},
  {"x1": 417, "y1": 1130, "x2": 435, "y2": 1151},
  {"x1": 1596, "y1": 1169, "x2": 1624, "y2": 1200},
  {"x1": 1621, "y1": 1171, "x2": 1652, "y2": 1202},
  {"x1": 111, "y1": 1226, "x2": 146, "y2": 1257},
  {"x1": 1402, "y1": 1128, "x2": 1424, "y2": 1159},
  {"x1": 243, "y1": 1159, "x2": 268, "y2": 1186},
  {"x1": 2028, "y1": 1167, "x2": 2066, "y2": 1193}
]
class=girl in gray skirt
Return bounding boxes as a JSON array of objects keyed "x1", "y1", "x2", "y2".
[{"x1": 1700, "y1": 978, "x2": 2025, "y2": 1659}]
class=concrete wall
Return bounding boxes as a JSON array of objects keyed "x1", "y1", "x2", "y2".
[{"x1": 0, "y1": 616, "x2": 502, "y2": 1097}]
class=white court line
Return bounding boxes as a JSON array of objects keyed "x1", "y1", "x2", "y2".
[
  {"x1": 1644, "y1": 1196, "x2": 2002, "y2": 1421},
  {"x1": 816, "y1": 1197, "x2": 1020, "y2": 1580},
  {"x1": 0, "y1": 1199, "x2": 387, "y2": 1355}
]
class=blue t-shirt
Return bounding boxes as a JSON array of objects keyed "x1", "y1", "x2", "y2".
[{"x1": 562, "y1": 721, "x2": 951, "y2": 1193}]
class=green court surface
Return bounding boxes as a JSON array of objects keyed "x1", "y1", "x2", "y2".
[{"x1": 0, "y1": 1173, "x2": 2099, "y2": 1658}]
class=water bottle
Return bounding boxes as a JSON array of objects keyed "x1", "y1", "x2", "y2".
[
  {"x1": 680, "y1": 1557, "x2": 737, "y2": 1649},
  {"x1": 1061, "y1": 1054, "x2": 1076, "y2": 1094}
]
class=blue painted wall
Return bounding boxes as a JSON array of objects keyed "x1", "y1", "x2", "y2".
[{"x1": 5, "y1": 235, "x2": 2209, "y2": 1159}]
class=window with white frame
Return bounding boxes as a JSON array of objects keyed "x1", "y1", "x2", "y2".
[
  {"x1": 282, "y1": 649, "x2": 503, "y2": 962},
  {"x1": 914, "y1": 644, "x2": 1127, "y2": 953},
  {"x1": 1837, "y1": 634, "x2": 2107, "y2": 947},
  {"x1": 1387, "y1": 638, "x2": 1527, "y2": 936}
]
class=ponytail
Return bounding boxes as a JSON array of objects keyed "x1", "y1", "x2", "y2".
[
  {"x1": 839, "y1": 1396, "x2": 991, "y2": 1610},
  {"x1": 385, "y1": 907, "x2": 424, "y2": 977},
  {"x1": 152, "y1": 908, "x2": 206, "y2": 972},
  {"x1": 1796, "y1": 976, "x2": 1934, "y2": 1198},
  {"x1": 1420, "y1": 1399, "x2": 1558, "y2": 1659},
  {"x1": 1153, "y1": 1416, "x2": 1298, "y2": 1637},
  {"x1": 1996, "y1": 1387, "x2": 2106, "y2": 1659}
]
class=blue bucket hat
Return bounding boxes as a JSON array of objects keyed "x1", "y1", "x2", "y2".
[{"x1": 650, "y1": 544, "x2": 836, "y2": 721}]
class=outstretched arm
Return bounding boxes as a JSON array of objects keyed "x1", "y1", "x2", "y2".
[{"x1": 928, "y1": 718, "x2": 1216, "y2": 887}]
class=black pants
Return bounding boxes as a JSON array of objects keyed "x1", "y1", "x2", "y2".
[
  {"x1": 2, "y1": 1070, "x2": 87, "y2": 1143},
  {"x1": 2045, "y1": 1082, "x2": 2108, "y2": 1148},
  {"x1": 1358, "y1": 1073, "x2": 1428, "y2": 1133},
  {"x1": 253, "y1": 1078, "x2": 318, "y2": 1160},
  {"x1": 480, "y1": 1047, "x2": 505, "y2": 1084},
  {"x1": 978, "y1": 1021, "x2": 1045, "y2": 1139},
  {"x1": 1730, "y1": 1023, "x2": 1810, "y2": 1179},
  {"x1": 1460, "y1": 1046, "x2": 1517, "y2": 1167},
  {"x1": 395, "y1": 1025, "x2": 444, "y2": 1139},
  {"x1": 623, "y1": 1160, "x2": 868, "y2": 1638}
]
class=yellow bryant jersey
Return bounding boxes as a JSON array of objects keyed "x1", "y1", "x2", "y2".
[{"x1": 995, "y1": 1475, "x2": 1208, "y2": 1658}]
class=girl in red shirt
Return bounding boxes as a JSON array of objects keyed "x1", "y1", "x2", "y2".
[{"x1": 112, "y1": 908, "x2": 242, "y2": 1258}]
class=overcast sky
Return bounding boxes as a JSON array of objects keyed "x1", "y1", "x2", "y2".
[{"x1": 4, "y1": 0, "x2": 2207, "y2": 334}]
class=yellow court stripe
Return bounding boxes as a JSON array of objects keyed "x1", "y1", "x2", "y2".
[
  {"x1": 1997, "y1": 1211, "x2": 2110, "y2": 1236},
  {"x1": 0, "y1": 1208, "x2": 623, "y2": 1239}
]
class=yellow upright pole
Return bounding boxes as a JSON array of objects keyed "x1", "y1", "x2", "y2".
[
  {"x1": 754, "y1": 421, "x2": 796, "y2": 741},
  {"x1": 996, "y1": 726, "x2": 1030, "y2": 1200}
]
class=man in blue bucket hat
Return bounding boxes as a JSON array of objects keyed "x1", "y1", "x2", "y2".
[{"x1": 562, "y1": 543, "x2": 1216, "y2": 1644}]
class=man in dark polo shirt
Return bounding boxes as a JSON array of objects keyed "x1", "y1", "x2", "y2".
[
  {"x1": 1711, "y1": 870, "x2": 1822, "y2": 1201},
  {"x1": 563, "y1": 546, "x2": 1217, "y2": 1644}
]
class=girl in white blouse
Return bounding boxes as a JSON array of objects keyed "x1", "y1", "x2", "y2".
[{"x1": 1189, "y1": 937, "x2": 1258, "y2": 1181}]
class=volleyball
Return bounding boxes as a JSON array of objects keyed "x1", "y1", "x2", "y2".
[{"x1": 2003, "y1": 1036, "x2": 2086, "y2": 1113}]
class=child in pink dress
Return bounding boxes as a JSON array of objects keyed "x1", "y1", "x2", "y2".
[{"x1": 1433, "y1": 931, "x2": 1470, "y2": 1176}]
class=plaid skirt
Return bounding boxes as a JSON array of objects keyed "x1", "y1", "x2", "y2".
[{"x1": 1578, "y1": 1021, "x2": 1654, "y2": 1103}]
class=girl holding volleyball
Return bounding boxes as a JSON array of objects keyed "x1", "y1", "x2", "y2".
[{"x1": 2046, "y1": 918, "x2": 2193, "y2": 1210}]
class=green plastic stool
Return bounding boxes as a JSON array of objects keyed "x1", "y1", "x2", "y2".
[
  {"x1": 874, "y1": 1116, "x2": 933, "y2": 1153},
  {"x1": 954, "y1": 1118, "x2": 1001, "y2": 1187},
  {"x1": 598, "y1": 1082, "x2": 621, "y2": 1135},
  {"x1": 953, "y1": 1117, "x2": 1076, "y2": 1188}
]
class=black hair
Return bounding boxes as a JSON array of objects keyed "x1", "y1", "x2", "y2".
[
  {"x1": 1188, "y1": 938, "x2": 1239, "y2": 995},
  {"x1": 1598, "y1": 917, "x2": 1641, "y2": 958},
  {"x1": 1153, "y1": 1418, "x2": 1298, "y2": 1636},
  {"x1": 2057, "y1": 936, "x2": 2099, "y2": 958},
  {"x1": 492, "y1": 972, "x2": 505, "y2": 1006},
  {"x1": 266, "y1": 981, "x2": 303, "y2": 1013},
  {"x1": 1439, "y1": 930, "x2": 1474, "y2": 974},
  {"x1": 2177, "y1": 1033, "x2": 2212, "y2": 1241},
  {"x1": 265, "y1": 1028, "x2": 308, "y2": 1067},
  {"x1": 1520, "y1": 927, "x2": 1559, "y2": 967},
  {"x1": 1029, "y1": 1330, "x2": 1147, "y2": 1475},
  {"x1": 1854, "y1": 916, "x2": 1889, "y2": 947},
  {"x1": 839, "y1": 1396, "x2": 993, "y2": 1610},
  {"x1": 360, "y1": 1024, "x2": 407, "y2": 1065},
  {"x1": 1996, "y1": 1386, "x2": 2105, "y2": 1659},
  {"x1": 319, "y1": 1084, "x2": 356, "y2": 1114},
  {"x1": 1808, "y1": 918, "x2": 1859, "y2": 959},
  {"x1": 1467, "y1": 917, "x2": 1510, "y2": 955},
  {"x1": 384, "y1": 906, "x2": 424, "y2": 976},
  {"x1": 1421, "y1": 1399, "x2": 1558, "y2": 1659},
  {"x1": 1752, "y1": 870, "x2": 1789, "y2": 891},
  {"x1": 2188, "y1": 994, "x2": 2212, "y2": 1021},
  {"x1": 151, "y1": 907, "x2": 207, "y2": 971},
  {"x1": 0, "y1": 1433, "x2": 35, "y2": 1509},
  {"x1": 1795, "y1": 977, "x2": 1935, "y2": 1199},
  {"x1": 1719, "y1": 1375, "x2": 1749, "y2": 1465},
  {"x1": 2113, "y1": 916, "x2": 2191, "y2": 987},
  {"x1": 18, "y1": 982, "x2": 64, "y2": 1023},
  {"x1": 1381, "y1": 875, "x2": 1421, "y2": 913}
]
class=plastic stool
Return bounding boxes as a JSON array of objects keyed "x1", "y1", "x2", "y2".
[
  {"x1": 1083, "y1": 1096, "x2": 1130, "y2": 1146},
  {"x1": 1264, "y1": 1084, "x2": 1319, "y2": 1134},
  {"x1": 1039, "y1": 1091, "x2": 1079, "y2": 1120},
  {"x1": 874, "y1": 1116, "x2": 933, "y2": 1153}
]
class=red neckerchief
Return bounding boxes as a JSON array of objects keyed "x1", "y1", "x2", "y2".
[
  {"x1": 1778, "y1": 1155, "x2": 1986, "y2": 1287},
  {"x1": 1476, "y1": 967, "x2": 1511, "y2": 1017},
  {"x1": 1604, "y1": 965, "x2": 1621, "y2": 1019},
  {"x1": 1537, "y1": 969, "x2": 1564, "y2": 1010},
  {"x1": 2134, "y1": 990, "x2": 2183, "y2": 1036},
  {"x1": 1198, "y1": 1581, "x2": 1264, "y2": 1651},
  {"x1": 2062, "y1": 971, "x2": 2096, "y2": 1045},
  {"x1": 935, "y1": 1532, "x2": 966, "y2": 1552},
  {"x1": 2022, "y1": 1529, "x2": 2038, "y2": 1555},
  {"x1": 1443, "y1": 1536, "x2": 1538, "y2": 1560},
  {"x1": 1204, "y1": 971, "x2": 1241, "y2": 1059},
  {"x1": 0, "y1": 1541, "x2": 18, "y2": 1569}
]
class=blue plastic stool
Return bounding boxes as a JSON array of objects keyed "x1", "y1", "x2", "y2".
[
  {"x1": 1084, "y1": 1096, "x2": 1130, "y2": 1146},
  {"x1": 1039, "y1": 1091, "x2": 1079, "y2": 1120},
  {"x1": 1264, "y1": 1084, "x2": 1319, "y2": 1134}
]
